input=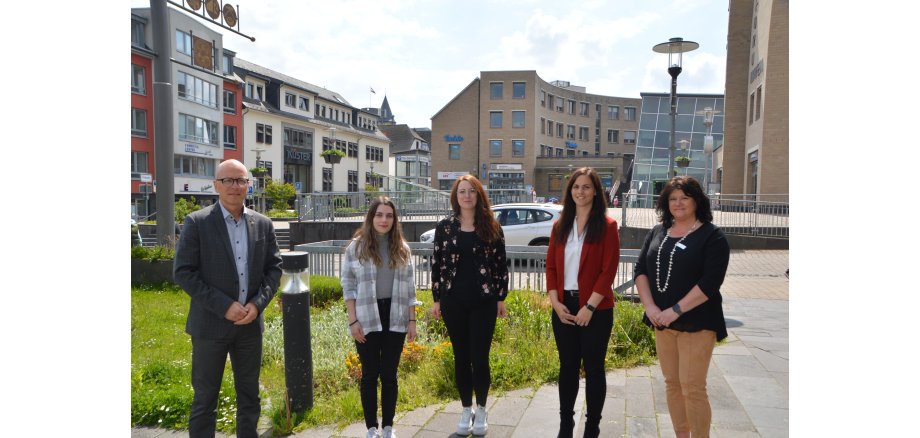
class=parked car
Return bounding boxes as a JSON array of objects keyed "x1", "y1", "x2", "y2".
[{"x1": 419, "y1": 203, "x2": 562, "y2": 246}]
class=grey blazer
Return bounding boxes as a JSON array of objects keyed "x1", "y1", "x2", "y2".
[{"x1": 174, "y1": 204, "x2": 282, "y2": 339}]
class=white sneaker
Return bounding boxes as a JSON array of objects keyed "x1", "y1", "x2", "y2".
[
  {"x1": 472, "y1": 404, "x2": 488, "y2": 435},
  {"x1": 382, "y1": 425, "x2": 396, "y2": 438},
  {"x1": 457, "y1": 406, "x2": 474, "y2": 435},
  {"x1": 366, "y1": 426, "x2": 380, "y2": 438}
]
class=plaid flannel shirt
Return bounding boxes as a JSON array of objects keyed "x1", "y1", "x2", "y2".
[{"x1": 341, "y1": 239, "x2": 416, "y2": 335}]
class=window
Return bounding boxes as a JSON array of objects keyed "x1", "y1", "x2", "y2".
[
  {"x1": 178, "y1": 113, "x2": 219, "y2": 145},
  {"x1": 567, "y1": 149, "x2": 575, "y2": 157},
  {"x1": 132, "y1": 108, "x2": 147, "y2": 137},
  {"x1": 548, "y1": 94, "x2": 555, "y2": 109},
  {"x1": 625, "y1": 107, "x2": 637, "y2": 121},
  {"x1": 224, "y1": 125, "x2": 237, "y2": 149},
  {"x1": 177, "y1": 71, "x2": 218, "y2": 108},
  {"x1": 322, "y1": 168, "x2": 332, "y2": 191},
  {"x1": 540, "y1": 89, "x2": 546, "y2": 107},
  {"x1": 549, "y1": 174, "x2": 564, "y2": 191},
  {"x1": 540, "y1": 117, "x2": 546, "y2": 135},
  {"x1": 131, "y1": 20, "x2": 146, "y2": 47},
  {"x1": 256, "y1": 85, "x2": 263, "y2": 101},
  {"x1": 567, "y1": 125, "x2": 575, "y2": 140},
  {"x1": 755, "y1": 86, "x2": 762, "y2": 121},
  {"x1": 607, "y1": 129, "x2": 619, "y2": 143},
  {"x1": 512, "y1": 111, "x2": 525, "y2": 128},
  {"x1": 223, "y1": 90, "x2": 236, "y2": 114},
  {"x1": 348, "y1": 142, "x2": 358, "y2": 158},
  {"x1": 174, "y1": 155, "x2": 216, "y2": 178},
  {"x1": 348, "y1": 171, "x2": 358, "y2": 192},
  {"x1": 131, "y1": 65, "x2": 145, "y2": 95},
  {"x1": 490, "y1": 82, "x2": 503, "y2": 99},
  {"x1": 555, "y1": 97, "x2": 564, "y2": 112},
  {"x1": 547, "y1": 120, "x2": 553, "y2": 136},
  {"x1": 749, "y1": 92, "x2": 755, "y2": 125},
  {"x1": 567, "y1": 100, "x2": 576, "y2": 114},
  {"x1": 512, "y1": 140, "x2": 524, "y2": 157},
  {"x1": 556, "y1": 122, "x2": 563, "y2": 138},
  {"x1": 132, "y1": 151, "x2": 148, "y2": 173},
  {"x1": 607, "y1": 105, "x2": 619, "y2": 120},
  {"x1": 555, "y1": 148, "x2": 563, "y2": 157},
  {"x1": 222, "y1": 53, "x2": 232, "y2": 74},
  {"x1": 366, "y1": 146, "x2": 384, "y2": 162},
  {"x1": 579, "y1": 127, "x2": 589, "y2": 141},
  {"x1": 175, "y1": 30, "x2": 192, "y2": 55},
  {"x1": 512, "y1": 82, "x2": 526, "y2": 99},
  {"x1": 299, "y1": 96, "x2": 309, "y2": 111},
  {"x1": 256, "y1": 123, "x2": 273, "y2": 144},
  {"x1": 623, "y1": 131, "x2": 637, "y2": 144},
  {"x1": 285, "y1": 93, "x2": 296, "y2": 107},
  {"x1": 449, "y1": 143, "x2": 461, "y2": 159},
  {"x1": 490, "y1": 140, "x2": 502, "y2": 157},
  {"x1": 490, "y1": 111, "x2": 503, "y2": 129},
  {"x1": 284, "y1": 127, "x2": 308, "y2": 147},
  {"x1": 579, "y1": 102, "x2": 589, "y2": 117}
]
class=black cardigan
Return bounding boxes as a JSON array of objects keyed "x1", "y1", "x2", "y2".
[
  {"x1": 430, "y1": 216, "x2": 509, "y2": 302},
  {"x1": 634, "y1": 222, "x2": 730, "y2": 341}
]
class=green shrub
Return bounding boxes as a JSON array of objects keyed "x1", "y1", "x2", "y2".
[
  {"x1": 264, "y1": 179, "x2": 297, "y2": 210},
  {"x1": 267, "y1": 209, "x2": 297, "y2": 218},
  {"x1": 131, "y1": 245, "x2": 176, "y2": 261},
  {"x1": 308, "y1": 275, "x2": 343, "y2": 307}
]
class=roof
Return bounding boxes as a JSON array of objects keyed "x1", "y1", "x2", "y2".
[
  {"x1": 378, "y1": 124, "x2": 425, "y2": 154},
  {"x1": 234, "y1": 57, "x2": 353, "y2": 106},
  {"x1": 431, "y1": 77, "x2": 480, "y2": 120}
]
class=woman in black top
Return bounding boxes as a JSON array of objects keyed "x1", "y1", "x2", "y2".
[
  {"x1": 431, "y1": 175, "x2": 508, "y2": 437},
  {"x1": 634, "y1": 176, "x2": 730, "y2": 438}
]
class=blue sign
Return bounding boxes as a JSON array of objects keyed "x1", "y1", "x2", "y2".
[
  {"x1": 444, "y1": 135, "x2": 464, "y2": 142},
  {"x1": 565, "y1": 141, "x2": 578, "y2": 149},
  {"x1": 248, "y1": 186, "x2": 253, "y2": 194},
  {"x1": 295, "y1": 182, "x2": 302, "y2": 191}
]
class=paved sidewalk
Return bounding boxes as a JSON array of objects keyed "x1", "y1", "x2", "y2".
[{"x1": 133, "y1": 252, "x2": 789, "y2": 438}]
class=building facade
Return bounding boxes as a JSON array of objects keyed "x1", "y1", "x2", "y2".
[
  {"x1": 629, "y1": 93, "x2": 725, "y2": 203},
  {"x1": 722, "y1": 0, "x2": 788, "y2": 196},
  {"x1": 379, "y1": 124, "x2": 431, "y2": 187},
  {"x1": 131, "y1": 12, "x2": 156, "y2": 218},
  {"x1": 431, "y1": 71, "x2": 640, "y2": 199},
  {"x1": 233, "y1": 58, "x2": 390, "y2": 196}
]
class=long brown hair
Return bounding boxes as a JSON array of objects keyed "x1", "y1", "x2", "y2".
[
  {"x1": 552, "y1": 167, "x2": 609, "y2": 244},
  {"x1": 450, "y1": 175, "x2": 501, "y2": 243},
  {"x1": 352, "y1": 196, "x2": 411, "y2": 268}
]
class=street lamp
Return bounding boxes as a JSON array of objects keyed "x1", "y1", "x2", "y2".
[
  {"x1": 695, "y1": 107, "x2": 720, "y2": 194},
  {"x1": 653, "y1": 37, "x2": 698, "y2": 179},
  {"x1": 677, "y1": 139, "x2": 691, "y2": 175}
]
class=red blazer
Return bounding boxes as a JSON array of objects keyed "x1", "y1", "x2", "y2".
[{"x1": 546, "y1": 216, "x2": 620, "y2": 310}]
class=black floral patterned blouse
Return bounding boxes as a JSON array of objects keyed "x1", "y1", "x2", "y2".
[{"x1": 430, "y1": 216, "x2": 509, "y2": 302}]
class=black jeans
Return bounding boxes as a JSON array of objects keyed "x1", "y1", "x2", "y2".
[
  {"x1": 355, "y1": 298, "x2": 407, "y2": 429},
  {"x1": 441, "y1": 294, "x2": 498, "y2": 407},
  {"x1": 189, "y1": 322, "x2": 262, "y2": 438},
  {"x1": 551, "y1": 294, "x2": 614, "y2": 438}
]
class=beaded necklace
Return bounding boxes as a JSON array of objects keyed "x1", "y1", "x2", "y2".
[{"x1": 655, "y1": 220, "x2": 700, "y2": 293}]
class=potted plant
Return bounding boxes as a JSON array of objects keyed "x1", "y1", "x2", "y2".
[
  {"x1": 675, "y1": 156, "x2": 691, "y2": 167},
  {"x1": 249, "y1": 167, "x2": 269, "y2": 177},
  {"x1": 321, "y1": 149, "x2": 345, "y2": 164}
]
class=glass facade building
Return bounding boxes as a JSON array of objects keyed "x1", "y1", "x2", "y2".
[{"x1": 629, "y1": 93, "x2": 724, "y2": 206}]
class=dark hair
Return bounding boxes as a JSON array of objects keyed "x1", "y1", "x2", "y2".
[
  {"x1": 352, "y1": 196, "x2": 410, "y2": 268},
  {"x1": 552, "y1": 167, "x2": 608, "y2": 244},
  {"x1": 449, "y1": 175, "x2": 501, "y2": 243},
  {"x1": 655, "y1": 176, "x2": 713, "y2": 228}
]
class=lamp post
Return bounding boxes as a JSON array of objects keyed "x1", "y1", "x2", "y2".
[
  {"x1": 695, "y1": 107, "x2": 720, "y2": 194},
  {"x1": 677, "y1": 139, "x2": 691, "y2": 175},
  {"x1": 653, "y1": 37, "x2": 698, "y2": 179},
  {"x1": 251, "y1": 148, "x2": 265, "y2": 212}
]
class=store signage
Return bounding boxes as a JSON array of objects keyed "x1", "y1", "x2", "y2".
[
  {"x1": 565, "y1": 141, "x2": 578, "y2": 149},
  {"x1": 438, "y1": 171, "x2": 469, "y2": 179},
  {"x1": 493, "y1": 164, "x2": 522, "y2": 170},
  {"x1": 285, "y1": 146, "x2": 312, "y2": 165},
  {"x1": 185, "y1": 143, "x2": 214, "y2": 156},
  {"x1": 750, "y1": 59, "x2": 763, "y2": 83},
  {"x1": 444, "y1": 135, "x2": 464, "y2": 142},
  {"x1": 139, "y1": 173, "x2": 152, "y2": 183}
]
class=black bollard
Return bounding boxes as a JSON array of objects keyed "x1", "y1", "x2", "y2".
[{"x1": 280, "y1": 251, "x2": 313, "y2": 411}]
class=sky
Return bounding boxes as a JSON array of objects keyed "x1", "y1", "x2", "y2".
[{"x1": 130, "y1": 0, "x2": 729, "y2": 128}]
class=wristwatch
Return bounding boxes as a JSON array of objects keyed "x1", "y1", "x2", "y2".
[
  {"x1": 585, "y1": 303, "x2": 596, "y2": 312},
  {"x1": 671, "y1": 303, "x2": 684, "y2": 316}
]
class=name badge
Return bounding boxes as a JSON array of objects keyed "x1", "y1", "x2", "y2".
[{"x1": 675, "y1": 243, "x2": 687, "y2": 250}]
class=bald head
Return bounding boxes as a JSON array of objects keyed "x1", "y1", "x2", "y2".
[{"x1": 216, "y1": 159, "x2": 248, "y2": 179}]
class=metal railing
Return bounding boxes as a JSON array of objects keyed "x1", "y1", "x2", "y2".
[
  {"x1": 296, "y1": 188, "x2": 530, "y2": 222},
  {"x1": 620, "y1": 193, "x2": 789, "y2": 238},
  {"x1": 294, "y1": 240, "x2": 641, "y2": 301}
]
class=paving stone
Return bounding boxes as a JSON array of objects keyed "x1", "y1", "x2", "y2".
[
  {"x1": 486, "y1": 395, "x2": 530, "y2": 426},
  {"x1": 387, "y1": 425, "x2": 418, "y2": 437},
  {"x1": 626, "y1": 416, "x2": 660, "y2": 438},
  {"x1": 771, "y1": 371, "x2": 788, "y2": 392},
  {"x1": 440, "y1": 400, "x2": 464, "y2": 414},
  {"x1": 711, "y1": 425, "x2": 761, "y2": 437},
  {"x1": 338, "y1": 421, "x2": 370, "y2": 437},
  {"x1": 499, "y1": 387, "x2": 536, "y2": 398},
  {"x1": 420, "y1": 412, "x2": 462, "y2": 434},
  {"x1": 724, "y1": 375, "x2": 788, "y2": 409},
  {"x1": 600, "y1": 397, "x2": 626, "y2": 435},
  {"x1": 510, "y1": 385, "x2": 559, "y2": 438},
  {"x1": 626, "y1": 366, "x2": 651, "y2": 377},
  {"x1": 152, "y1": 431, "x2": 193, "y2": 438},
  {"x1": 750, "y1": 346, "x2": 789, "y2": 373},
  {"x1": 745, "y1": 406, "x2": 789, "y2": 431},
  {"x1": 625, "y1": 393, "x2": 656, "y2": 418},
  {"x1": 713, "y1": 354, "x2": 772, "y2": 378},
  {"x1": 707, "y1": 375, "x2": 743, "y2": 411},
  {"x1": 710, "y1": 407, "x2": 755, "y2": 429},
  {"x1": 476, "y1": 424, "x2": 515, "y2": 437},
  {"x1": 757, "y1": 426, "x2": 790, "y2": 438},
  {"x1": 396, "y1": 404, "x2": 438, "y2": 427},
  {"x1": 606, "y1": 368, "x2": 628, "y2": 385},
  {"x1": 288, "y1": 426, "x2": 336, "y2": 438},
  {"x1": 131, "y1": 428, "x2": 166, "y2": 438},
  {"x1": 625, "y1": 376, "x2": 653, "y2": 395}
]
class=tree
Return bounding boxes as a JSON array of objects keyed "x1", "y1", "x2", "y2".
[
  {"x1": 175, "y1": 196, "x2": 201, "y2": 224},
  {"x1": 264, "y1": 179, "x2": 297, "y2": 210}
]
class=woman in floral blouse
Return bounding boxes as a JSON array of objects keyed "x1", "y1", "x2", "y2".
[{"x1": 430, "y1": 175, "x2": 508, "y2": 436}]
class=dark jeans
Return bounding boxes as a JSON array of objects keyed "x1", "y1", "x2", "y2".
[
  {"x1": 551, "y1": 294, "x2": 614, "y2": 438},
  {"x1": 189, "y1": 323, "x2": 262, "y2": 438},
  {"x1": 441, "y1": 294, "x2": 497, "y2": 407},
  {"x1": 355, "y1": 298, "x2": 407, "y2": 429}
]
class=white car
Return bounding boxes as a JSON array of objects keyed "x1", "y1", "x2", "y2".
[{"x1": 419, "y1": 203, "x2": 562, "y2": 246}]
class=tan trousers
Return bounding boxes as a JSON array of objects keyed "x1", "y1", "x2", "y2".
[{"x1": 655, "y1": 329, "x2": 716, "y2": 437}]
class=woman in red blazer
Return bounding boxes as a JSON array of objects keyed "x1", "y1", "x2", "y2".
[{"x1": 546, "y1": 167, "x2": 620, "y2": 438}]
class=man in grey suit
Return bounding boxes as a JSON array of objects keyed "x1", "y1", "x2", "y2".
[{"x1": 174, "y1": 159, "x2": 282, "y2": 438}]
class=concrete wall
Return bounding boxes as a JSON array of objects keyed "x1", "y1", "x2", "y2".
[
  {"x1": 290, "y1": 221, "x2": 440, "y2": 246},
  {"x1": 618, "y1": 226, "x2": 788, "y2": 250}
]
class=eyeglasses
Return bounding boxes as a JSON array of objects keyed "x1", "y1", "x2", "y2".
[{"x1": 217, "y1": 177, "x2": 250, "y2": 187}]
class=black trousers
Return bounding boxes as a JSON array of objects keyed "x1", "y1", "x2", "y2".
[
  {"x1": 551, "y1": 294, "x2": 614, "y2": 438},
  {"x1": 355, "y1": 298, "x2": 407, "y2": 429},
  {"x1": 189, "y1": 322, "x2": 263, "y2": 438},
  {"x1": 441, "y1": 294, "x2": 497, "y2": 407}
]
